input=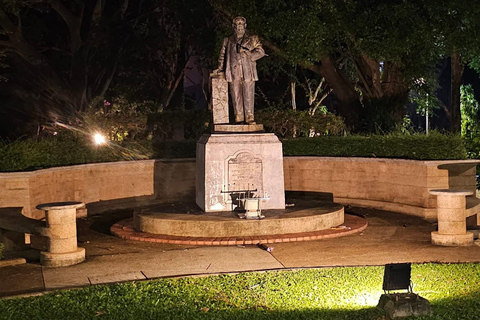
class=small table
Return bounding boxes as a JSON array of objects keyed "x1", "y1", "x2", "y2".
[
  {"x1": 429, "y1": 189, "x2": 474, "y2": 246},
  {"x1": 36, "y1": 201, "x2": 86, "y2": 267}
]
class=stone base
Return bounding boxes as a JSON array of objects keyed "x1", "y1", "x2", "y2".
[
  {"x1": 213, "y1": 124, "x2": 264, "y2": 133},
  {"x1": 468, "y1": 228, "x2": 480, "y2": 239},
  {"x1": 134, "y1": 201, "x2": 343, "y2": 237},
  {"x1": 196, "y1": 133, "x2": 285, "y2": 212},
  {"x1": 431, "y1": 231, "x2": 474, "y2": 246},
  {"x1": 40, "y1": 247, "x2": 85, "y2": 267},
  {"x1": 378, "y1": 293, "x2": 432, "y2": 319}
]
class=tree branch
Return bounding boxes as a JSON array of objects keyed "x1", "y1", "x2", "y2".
[
  {"x1": 120, "y1": 0, "x2": 129, "y2": 19},
  {"x1": 92, "y1": 0, "x2": 106, "y2": 25},
  {"x1": 0, "y1": 7, "x2": 18, "y2": 35},
  {"x1": 0, "y1": 39, "x2": 15, "y2": 48},
  {"x1": 48, "y1": 0, "x2": 82, "y2": 53}
]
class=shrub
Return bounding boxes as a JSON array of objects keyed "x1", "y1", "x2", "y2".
[
  {"x1": 256, "y1": 107, "x2": 346, "y2": 138},
  {"x1": 0, "y1": 133, "x2": 153, "y2": 172},
  {"x1": 147, "y1": 110, "x2": 211, "y2": 140},
  {"x1": 0, "y1": 132, "x2": 468, "y2": 172},
  {"x1": 81, "y1": 111, "x2": 148, "y2": 142}
]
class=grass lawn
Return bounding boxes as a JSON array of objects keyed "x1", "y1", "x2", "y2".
[{"x1": 1, "y1": 263, "x2": 479, "y2": 320}]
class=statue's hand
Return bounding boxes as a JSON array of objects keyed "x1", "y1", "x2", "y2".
[{"x1": 213, "y1": 68, "x2": 223, "y2": 74}]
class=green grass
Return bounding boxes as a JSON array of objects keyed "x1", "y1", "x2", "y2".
[{"x1": 1, "y1": 263, "x2": 480, "y2": 319}]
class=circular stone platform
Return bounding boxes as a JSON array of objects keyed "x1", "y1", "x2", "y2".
[{"x1": 110, "y1": 200, "x2": 368, "y2": 245}]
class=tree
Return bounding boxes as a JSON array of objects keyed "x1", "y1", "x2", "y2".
[
  {"x1": 210, "y1": 0, "x2": 479, "y2": 132},
  {"x1": 0, "y1": 0, "x2": 146, "y2": 124},
  {"x1": 108, "y1": 0, "x2": 216, "y2": 112},
  {"x1": 430, "y1": 1, "x2": 480, "y2": 132}
]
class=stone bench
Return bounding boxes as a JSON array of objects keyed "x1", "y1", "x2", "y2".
[
  {"x1": 430, "y1": 189, "x2": 475, "y2": 246},
  {"x1": 0, "y1": 202, "x2": 85, "y2": 267}
]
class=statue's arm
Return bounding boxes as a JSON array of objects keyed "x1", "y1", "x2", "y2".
[{"x1": 249, "y1": 35, "x2": 266, "y2": 61}]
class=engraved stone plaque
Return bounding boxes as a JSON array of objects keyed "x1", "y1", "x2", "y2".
[
  {"x1": 227, "y1": 152, "x2": 263, "y2": 193},
  {"x1": 211, "y1": 73, "x2": 229, "y2": 124}
]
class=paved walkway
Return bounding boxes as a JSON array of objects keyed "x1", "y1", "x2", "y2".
[{"x1": 2, "y1": 206, "x2": 480, "y2": 298}]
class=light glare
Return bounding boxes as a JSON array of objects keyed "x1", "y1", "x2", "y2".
[{"x1": 94, "y1": 133, "x2": 106, "y2": 145}]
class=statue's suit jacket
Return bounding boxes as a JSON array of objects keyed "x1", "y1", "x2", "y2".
[{"x1": 218, "y1": 33, "x2": 265, "y2": 82}]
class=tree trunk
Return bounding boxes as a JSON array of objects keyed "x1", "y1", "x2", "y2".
[
  {"x1": 313, "y1": 56, "x2": 362, "y2": 130},
  {"x1": 451, "y1": 51, "x2": 464, "y2": 133},
  {"x1": 291, "y1": 81, "x2": 296, "y2": 110}
]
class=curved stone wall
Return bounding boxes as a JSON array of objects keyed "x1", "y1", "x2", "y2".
[
  {"x1": 284, "y1": 157, "x2": 479, "y2": 220},
  {"x1": 0, "y1": 157, "x2": 478, "y2": 220}
]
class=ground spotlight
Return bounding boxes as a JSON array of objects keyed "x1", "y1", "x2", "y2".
[{"x1": 377, "y1": 263, "x2": 431, "y2": 319}]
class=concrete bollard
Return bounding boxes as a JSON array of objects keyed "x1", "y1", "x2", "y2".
[
  {"x1": 36, "y1": 202, "x2": 86, "y2": 267},
  {"x1": 430, "y1": 189, "x2": 474, "y2": 246}
]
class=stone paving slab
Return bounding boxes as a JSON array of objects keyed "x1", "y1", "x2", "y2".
[
  {"x1": 41, "y1": 246, "x2": 283, "y2": 291},
  {"x1": 3, "y1": 206, "x2": 480, "y2": 298},
  {"x1": 0, "y1": 264, "x2": 44, "y2": 297},
  {"x1": 88, "y1": 271, "x2": 146, "y2": 285},
  {"x1": 270, "y1": 209, "x2": 480, "y2": 268}
]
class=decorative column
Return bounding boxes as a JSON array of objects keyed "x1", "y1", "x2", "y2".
[
  {"x1": 36, "y1": 202, "x2": 86, "y2": 267},
  {"x1": 430, "y1": 189, "x2": 474, "y2": 246}
]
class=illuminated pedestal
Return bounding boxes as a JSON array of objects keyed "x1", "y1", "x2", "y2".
[{"x1": 196, "y1": 133, "x2": 285, "y2": 212}]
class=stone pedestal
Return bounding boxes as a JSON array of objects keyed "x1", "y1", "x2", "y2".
[
  {"x1": 430, "y1": 189, "x2": 474, "y2": 246},
  {"x1": 196, "y1": 133, "x2": 285, "y2": 212},
  {"x1": 214, "y1": 123, "x2": 264, "y2": 133},
  {"x1": 36, "y1": 202, "x2": 86, "y2": 267},
  {"x1": 211, "y1": 73, "x2": 229, "y2": 124}
]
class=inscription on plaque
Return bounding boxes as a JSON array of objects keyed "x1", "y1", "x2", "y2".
[{"x1": 227, "y1": 152, "x2": 263, "y2": 192}]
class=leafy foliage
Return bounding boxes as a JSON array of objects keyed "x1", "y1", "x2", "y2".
[
  {"x1": 0, "y1": 133, "x2": 152, "y2": 172},
  {"x1": 109, "y1": 0, "x2": 216, "y2": 111},
  {"x1": 282, "y1": 132, "x2": 468, "y2": 160},
  {"x1": 256, "y1": 107, "x2": 346, "y2": 138},
  {"x1": 460, "y1": 85, "x2": 480, "y2": 162},
  {"x1": 1, "y1": 264, "x2": 480, "y2": 319},
  {"x1": 0, "y1": 131, "x2": 468, "y2": 172},
  {"x1": 0, "y1": 242, "x2": 4, "y2": 260},
  {"x1": 211, "y1": 0, "x2": 480, "y2": 132},
  {"x1": 147, "y1": 109, "x2": 211, "y2": 141},
  {"x1": 460, "y1": 85, "x2": 480, "y2": 141}
]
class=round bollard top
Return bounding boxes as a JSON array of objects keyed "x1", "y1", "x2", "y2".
[
  {"x1": 36, "y1": 201, "x2": 85, "y2": 211},
  {"x1": 429, "y1": 189, "x2": 473, "y2": 196}
]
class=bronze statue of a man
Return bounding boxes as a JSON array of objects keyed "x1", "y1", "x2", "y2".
[{"x1": 214, "y1": 17, "x2": 265, "y2": 124}]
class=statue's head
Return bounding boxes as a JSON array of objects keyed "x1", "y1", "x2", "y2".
[{"x1": 232, "y1": 16, "x2": 246, "y2": 35}]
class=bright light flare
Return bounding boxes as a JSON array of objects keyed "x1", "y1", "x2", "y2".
[{"x1": 93, "y1": 133, "x2": 107, "y2": 145}]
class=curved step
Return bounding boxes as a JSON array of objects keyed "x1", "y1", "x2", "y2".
[{"x1": 133, "y1": 202, "x2": 344, "y2": 238}]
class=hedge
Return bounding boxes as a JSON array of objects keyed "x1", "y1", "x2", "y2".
[
  {"x1": 0, "y1": 132, "x2": 469, "y2": 172},
  {"x1": 282, "y1": 132, "x2": 468, "y2": 160}
]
